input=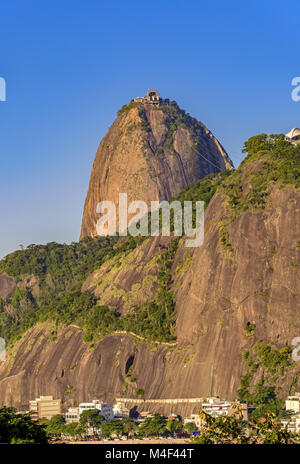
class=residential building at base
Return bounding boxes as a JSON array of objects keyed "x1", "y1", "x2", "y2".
[
  {"x1": 183, "y1": 397, "x2": 248, "y2": 429},
  {"x1": 281, "y1": 414, "x2": 300, "y2": 434},
  {"x1": 65, "y1": 400, "x2": 114, "y2": 424},
  {"x1": 113, "y1": 402, "x2": 130, "y2": 419},
  {"x1": 184, "y1": 413, "x2": 203, "y2": 429},
  {"x1": 29, "y1": 396, "x2": 62, "y2": 421},
  {"x1": 79, "y1": 400, "x2": 114, "y2": 421},
  {"x1": 286, "y1": 393, "x2": 300, "y2": 414},
  {"x1": 65, "y1": 407, "x2": 80, "y2": 424},
  {"x1": 280, "y1": 393, "x2": 300, "y2": 432}
]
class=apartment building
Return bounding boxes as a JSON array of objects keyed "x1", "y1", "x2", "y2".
[
  {"x1": 65, "y1": 407, "x2": 80, "y2": 424},
  {"x1": 286, "y1": 393, "x2": 300, "y2": 414},
  {"x1": 201, "y1": 397, "x2": 248, "y2": 420},
  {"x1": 281, "y1": 414, "x2": 300, "y2": 433},
  {"x1": 183, "y1": 413, "x2": 203, "y2": 429},
  {"x1": 79, "y1": 400, "x2": 114, "y2": 421},
  {"x1": 113, "y1": 401, "x2": 130, "y2": 419},
  {"x1": 29, "y1": 395, "x2": 62, "y2": 421}
]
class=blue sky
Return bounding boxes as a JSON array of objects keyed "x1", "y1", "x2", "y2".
[{"x1": 0, "y1": 0, "x2": 299, "y2": 259}]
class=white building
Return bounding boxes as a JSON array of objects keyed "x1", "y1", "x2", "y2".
[
  {"x1": 29, "y1": 395, "x2": 62, "y2": 421},
  {"x1": 183, "y1": 414, "x2": 202, "y2": 429},
  {"x1": 184, "y1": 398, "x2": 247, "y2": 428},
  {"x1": 199, "y1": 397, "x2": 248, "y2": 420},
  {"x1": 79, "y1": 400, "x2": 114, "y2": 421},
  {"x1": 65, "y1": 407, "x2": 80, "y2": 424},
  {"x1": 113, "y1": 402, "x2": 130, "y2": 419},
  {"x1": 286, "y1": 394, "x2": 300, "y2": 414},
  {"x1": 201, "y1": 397, "x2": 232, "y2": 417},
  {"x1": 281, "y1": 413, "x2": 300, "y2": 433},
  {"x1": 285, "y1": 128, "x2": 300, "y2": 145}
]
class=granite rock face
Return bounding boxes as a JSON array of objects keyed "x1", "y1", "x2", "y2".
[
  {"x1": 0, "y1": 185, "x2": 299, "y2": 411},
  {"x1": 80, "y1": 100, "x2": 233, "y2": 239},
  {"x1": 1, "y1": 114, "x2": 299, "y2": 412}
]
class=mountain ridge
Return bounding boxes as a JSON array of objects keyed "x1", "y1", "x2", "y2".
[{"x1": 0, "y1": 133, "x2": 299, "y2": 412}]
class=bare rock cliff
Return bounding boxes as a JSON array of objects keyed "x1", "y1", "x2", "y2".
[
  {"x1": 0, "y1": 185, "x2": 299, "y2": 411},
  {"x1": 0, "y1": 128, "x2": 299, "y2": 414},
  {"x1": 80, "y1": 100, "x2": 233, "y2": 239}
]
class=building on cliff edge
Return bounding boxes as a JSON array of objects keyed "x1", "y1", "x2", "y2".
[{"x1": 285, "y1": 128, "x2": 300, "y2": 145}]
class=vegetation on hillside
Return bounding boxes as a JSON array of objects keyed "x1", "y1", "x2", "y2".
[
  {"x1": 81, "y1": 238, "x2": 179, "y2": 343},
  {"x1": 117, "y1": 100, "x2": 141, "y2": 116},
  {"x1": 160, "y1": 101, "x2": 214, "y2": 156},
  {"x1": 118, "y1": 98, "x2": 222, "y2": 165},
  {"x1": 0, "y1": 133, "x2": 299, "y2": 347},
  {"x1": 221, "y1": 134, "x2": 300, "y2": 215},
  {"x1": 0, "y1": 236, "x2": 140, "y2": 344},
  {"x1": 238, "y1": 340, "x2": 294, "y2": 419},
  {"x1": 0, "y1": 237, "x2": 117, "y2": 285},
  {"x1": 0, "y1": 166, "x2": 223, "y2": 345}
]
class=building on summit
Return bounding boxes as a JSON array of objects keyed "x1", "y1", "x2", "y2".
[
  {"x1": 285, "y1": 128, "x2": 300, "y2": 145},
  {"x1": 144, "y1": 89, "x2": 161, "y2": 105},
  {"x1": 134, "y1": 89, "x2": 161, "y2": 105}
]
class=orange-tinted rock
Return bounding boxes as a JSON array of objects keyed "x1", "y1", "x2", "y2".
[{"x1": 80, "y1": 101, "x2": 233, "y2": 239}]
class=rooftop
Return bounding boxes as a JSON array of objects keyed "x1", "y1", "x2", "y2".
[
  {"x1": 285, "y1": 128, "x2": 300, "y2": 144},
  {"x1": 134, "y1": 89, "x2": 162, "y2": 105}
]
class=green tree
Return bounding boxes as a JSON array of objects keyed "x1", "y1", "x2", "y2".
[
  {"x1": 139, "y1": 414, "x2": 167, "y2": 437},
  {"x1": 249, "y1": 411, "x2": 298, "y2": 444},
  {"x1": 121, "y1": 418, "x2": 137, "y2": 438},
  {"x1": 79, "y1": 409, "x2": 104, "y2": 435},
  {"x1": 166, "y1": 419, "x2": 182, "y2": 435},
  {"x1": 64, "y1": 422, "x2": 83, "y2": 441},
  {"x1": 184, "y1": 422, "x2": 198, "y2": 435},
  {"x1": 46, "y1": 414, "x2": 65, "y2": 439},
  {"x1": 101, "y1": 420, "x2": 126, "y2": 438},
  {"x1": 0, "y1": 407, "x2": 48, "y2": 444},
  {"x1": 195, "y1": 408, "x2": 249, "y2": 444},
  {"x1": 193, "y1": 408, "x2": 299, "y2": 444}
]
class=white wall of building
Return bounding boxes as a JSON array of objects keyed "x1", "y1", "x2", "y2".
[{"x1": 78, "y1": 400, "x2": 114, "y2": 421}]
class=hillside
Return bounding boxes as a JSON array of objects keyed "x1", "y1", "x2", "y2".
[
  {"x1": 0, "y1": 134, "x2": 299, "y2": 413},
  {"x1": 80, "y1": 98, "x2": 233, "y2": 239}
]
